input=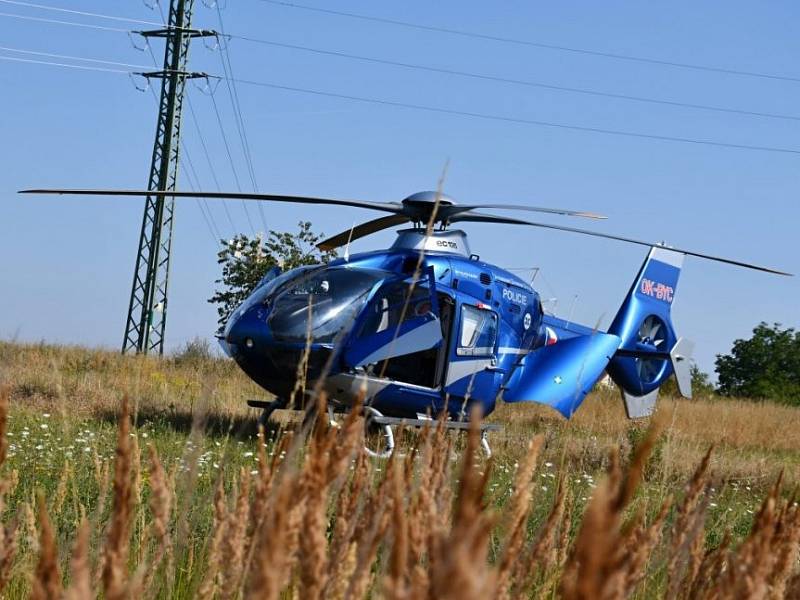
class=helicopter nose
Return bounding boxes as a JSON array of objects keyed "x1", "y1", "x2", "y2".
[{"x1": 225, "y1": 306, "x2": 265, "y2": 356}]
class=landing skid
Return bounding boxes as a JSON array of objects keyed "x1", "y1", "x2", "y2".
[
  {"x1": 364, "y1": 407, "x2": 500, "y2": 459},
  {"x1": 248, "y1": 398, "x2": 339, "y2": 429},
  {"x1": 247, "y1": 399, "x2": 287, "y2": 429},
  {"x1": 248, "y1": 400, "x2": 500, "y2": 458}
]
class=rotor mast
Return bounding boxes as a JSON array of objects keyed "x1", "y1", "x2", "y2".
[{"x1": 123, "y1": 0, "x2": 213, "y2": 355}]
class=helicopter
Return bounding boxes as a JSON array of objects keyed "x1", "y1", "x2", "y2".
[{"x1": 21, "y1": 187, "x2": 791, "y2": 455}]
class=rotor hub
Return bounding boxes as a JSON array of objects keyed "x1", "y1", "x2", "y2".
[{"x1": 401, "y1": 191, "x2": 456, "y2": 223}]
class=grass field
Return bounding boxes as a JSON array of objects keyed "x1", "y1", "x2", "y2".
[{"x1": 0, "y1": 340, "x2": 799, "y2": 598}]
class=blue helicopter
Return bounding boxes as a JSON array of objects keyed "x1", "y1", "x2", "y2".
[{"x1": 22, "y1": 188, "x2": 790, "y2": 454}]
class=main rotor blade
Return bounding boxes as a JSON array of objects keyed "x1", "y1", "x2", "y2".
[
  {"x1": 451, "y1": 212, "x2": 793, "y2": 276},
  {"x1": 441, "y1": 204, "x2": 606, "y2": 220},
  {"x1": 19, "y1": 189, "x2": 404, "y2": 214},
  {"x1": 317, "y1": 214, "x2": 411, "y2": 251}
]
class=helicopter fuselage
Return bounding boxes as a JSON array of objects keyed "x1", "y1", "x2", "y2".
[{"x1": 224, "y1": 229, "x2": 544, "y2": 419}]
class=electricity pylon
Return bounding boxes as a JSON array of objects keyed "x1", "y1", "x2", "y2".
[{"x1": 123, "y1": 0, "x2": 214, "y2": 355}]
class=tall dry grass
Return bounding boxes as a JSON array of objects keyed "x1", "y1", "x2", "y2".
[
  {"x1": 1, "y1": 372, "x2": 800, "y2": 597},
  {"x1": 2, "y1": 342, "x2": 800, "y2": 597}
]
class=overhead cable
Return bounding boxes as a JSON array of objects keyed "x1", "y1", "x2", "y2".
[
  {"x1": 215, "y1": 5, "x2": 267, "y2": 231},
  {"x1": 0, "y1": 10, "x2": 129, "y2": 32},
  {"x1": 5, "y1": 6, "x2": 798, "y2": 123},
  {"x1": 186, "y1": 94, "x2": 238, "y2": 233},
  {"x1": 231, "y1": 77, "x2": 800, "y2": 156},
  {"x1": 0, "y1": 53, "x2": 129, "y2": 73},
  {"x1": 180, "y1": 146, "x2": 222, "y2": 244},
  {"x1": 257, "y1": 0, "x2": 800, "y2": 84},
  {"x1": 145, "y1": 2, "x2": 239, "y2": 237},
  {"x1": 208, "y1": 90, "x2": 258, "y2": 234},
  {"x1": 0, "y1": 0, "x2": 165, "y2": 26},
  {"x1": 148, "y1": 0, "x2": 256, "y2": 236},
  {"x1": 0, "y1": 45, "x2": 152, "y2": 70},
  {"x1": 5, "y1": 48, "x2": 799, "y2": 156},
  {"x1": 140, "y1": 34, "x2": 223, "y2": 245},
  {"x1": 230, "y1": 36, "x2": 800, "y2": 123}
]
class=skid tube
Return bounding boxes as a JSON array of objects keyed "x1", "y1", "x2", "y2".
[
  {"x1": 249, "y1": 399, "x2": 501, "y2": 458},
  {"x1": 364, "y1": 407, "x2": 501, "y2": 459}
]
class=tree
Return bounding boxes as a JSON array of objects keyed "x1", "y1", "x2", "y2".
[
  {"x1": 715, "y1": 322, "x2": 800, "y2": 404},
  {"x1": 208, "y1": 222, "x2": 337, "y2": 331}
]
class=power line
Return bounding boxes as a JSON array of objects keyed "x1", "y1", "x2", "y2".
[
  {"x1": 4, "y1": 5, "x2": 798, "y2": 124},
  {"x1": 9, "y1": 0, "x2": 798, "y2": 86},
  {"x1": 0, "y1": 0, "x2": 165, "y2": 26},
  {"x1": 208, "y1": 89, "x2": 258, "y2": 233},
  {"x1": 257, "y1": 0, "x2": 800, "y2": 84},
  {"x1": 216, "y1": 9, "x2": 259, "y2": 192},
  {"x1": 230, "y1": 36, "x2": 800, "y2": 123},
  {"x1": 5, "y1": 45, "x2": 800, "y2": 156},
  {"x1": 214, "y1": 6, "x2": 268, "y2": 231},
  {"x1": 145, "y1": 1, "x2": 236, "y2": 239},
  {"x1": 180, "y1": 146, "x2": 222, "y2": 244},
  {"x1": 140, "y1": 32, "x2": 222, "y2": 245},
  {"x1": 0, "y1": 45, "x2": 152, "y2": 70},
  {"x1": 148, "y1": 0, "x2": 256, "y2": 237},
  {"x1": 140, "y1": 30, "x2": 229, "y2": 242},
  {"x1": 0, "y1": 10, "x2": 128, "y2": 32},
  {"x1": 231, "y1": 77, "x2": 800, "y2": 156},
  {"x1": 186, "y1": 93, "x2": 238, "y2": 233},
  {"x1": 0, "y1": 53, "x2": 129, "y2": 73},
  {"x1": 2, "y1": 3, "x2": 246, "y2": 239},
  {"x1": 177, "y1": 124, "x2": 223, "y2": 243}
]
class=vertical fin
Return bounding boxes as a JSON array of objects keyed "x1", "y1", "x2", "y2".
[
  {"x1": 621, "y1": 389, "x2": 659, "y2": 419},
  {"x1": 670, "y1": 337, "x2": 695, "y2": 399}
]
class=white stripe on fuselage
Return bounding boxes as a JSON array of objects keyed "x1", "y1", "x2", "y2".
[
  {"x1": 445, "y1": 358, "x2": 494, "y2": 386},
  {"x1": 497, "y1": 347, "x2": 529, "y2": 355}
]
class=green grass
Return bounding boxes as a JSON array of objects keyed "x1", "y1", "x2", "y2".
[{"x1": 1, "y1": 340, "x2": 800, "y2": 597}]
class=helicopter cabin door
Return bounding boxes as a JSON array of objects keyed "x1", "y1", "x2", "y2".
[
  {"x1": 343, "y1": 268, "x2": 450, "y2": 389},
  {"x1": 443, "y1": 302, "x2": 503, "y2": 406}
]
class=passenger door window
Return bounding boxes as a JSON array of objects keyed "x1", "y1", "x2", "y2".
[{"x1": 457, "y1": 305, "x2": 498, "y2": 356}]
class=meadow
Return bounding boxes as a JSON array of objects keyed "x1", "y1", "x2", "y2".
[{"x1": 0, "y1": 339, "x2": 799, "y2": 598}]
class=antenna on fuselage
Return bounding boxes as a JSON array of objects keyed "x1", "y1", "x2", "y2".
[
  {"x1": 344, "y1": 222, "x2": 355, "y2": 262},
  {"x1": 564, "y1": 294, "x2": 580, "y2": 332}
]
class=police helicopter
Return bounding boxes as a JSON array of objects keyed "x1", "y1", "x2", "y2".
[{"x1": 21, "y1": 187, "x2": 791, "y2": 455}]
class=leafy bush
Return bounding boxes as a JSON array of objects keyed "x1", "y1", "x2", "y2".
[
  {"x1": 172, "y1": 337, "x2": 215, "y2": 367},
  {"x1": 716, "y1": 322, "x2": 800, "y2": 405}
]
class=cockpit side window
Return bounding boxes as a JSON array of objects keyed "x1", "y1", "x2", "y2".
[
  {"x1": 457, "y1": 305, "x2": 498, "y2": 356},
  {"x1": 358, "y1": 282, "x2": 433, "y2": 337}
]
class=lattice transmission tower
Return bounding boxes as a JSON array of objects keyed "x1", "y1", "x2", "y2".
[{"x1": 123, "y1": 0, "x2": 214, "y2": 355}]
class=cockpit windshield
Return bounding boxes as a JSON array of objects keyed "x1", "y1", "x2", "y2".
[
  {"x1": 267, "y1": 267, "x2": 389, "y2": 344},
  {"x1": 223, "y1": 265, "x2": 319, "y2": 339}
]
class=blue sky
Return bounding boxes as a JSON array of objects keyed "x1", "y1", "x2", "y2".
[{"x1": 1, "y1": 0, "x2": 798, "y2": 377}]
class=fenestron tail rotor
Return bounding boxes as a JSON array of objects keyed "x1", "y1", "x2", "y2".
[{"x1": 635, "y1": 315, "x2": 668, "y2": 384}]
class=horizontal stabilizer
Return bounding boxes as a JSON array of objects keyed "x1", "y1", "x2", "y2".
[{"x1": 502, "y1": 333, "x2": 621, "y2": 418}]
